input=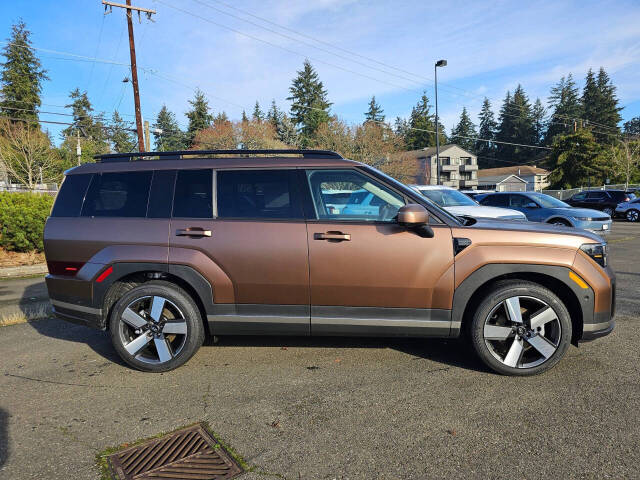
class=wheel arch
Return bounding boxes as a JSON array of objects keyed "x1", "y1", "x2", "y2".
[
  {"x1": 95, "y1": 263, "x2": 215, "y2": 335},
  {"x1": 452, "y1": 264, "x2": 593, "y2": 345},
  {"x1": 543, "y1": 215, "x2": 574, "y2": 226}
]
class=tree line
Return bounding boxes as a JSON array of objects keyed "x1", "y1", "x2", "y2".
[{"x1": 1, "y1": 20, "x2": 638, "y2": 189}]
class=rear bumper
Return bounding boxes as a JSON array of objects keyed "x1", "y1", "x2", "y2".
[{"x1": 46, "y1": 274, "x2": 106, "y2": 330}]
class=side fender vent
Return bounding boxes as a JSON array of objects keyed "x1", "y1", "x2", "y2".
[{"x1": 453, "y1": 238, "x2": 472, "y2": 256}]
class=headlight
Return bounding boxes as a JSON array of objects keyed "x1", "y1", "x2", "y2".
[{"x1": 580, "y1": 243, "x2": 608, "y2": 267}]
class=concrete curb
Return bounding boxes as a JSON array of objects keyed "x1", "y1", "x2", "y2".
[{"x1": 0, "y1": 263, "x2": 48, "y2": 279}]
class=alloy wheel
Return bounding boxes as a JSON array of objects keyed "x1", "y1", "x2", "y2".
[
  {"x1": 117, "y1": 295, "x2": 188, "y2": 365},
  {"x1": 483, "y1": 296, "x2": 562, "y2": 369},
  {"x1": 627, "y1": 209, "x2": 639, "y2": 222}
]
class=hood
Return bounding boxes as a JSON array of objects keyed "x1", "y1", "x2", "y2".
[
  {"x1": 445, "y1": 205, "x2": 526, "y2": 220},
  {"x1": 463, "y1": 217, "x2": 604, "y2": 245},
  {"x1": 548, "y1": 208, "x2": 610, "y2": 219}
]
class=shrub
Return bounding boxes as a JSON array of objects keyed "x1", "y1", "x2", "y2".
[{"x1": 0, "y1": 192, "x2": 54, "y2": 252}]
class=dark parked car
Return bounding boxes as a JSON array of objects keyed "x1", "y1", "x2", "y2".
[
  {"x1": 567, "y1": 190, "x2": 631, "y2": 217},
  {"x1": 43, "y1": 149, "x2": 615, "y2": 376}
]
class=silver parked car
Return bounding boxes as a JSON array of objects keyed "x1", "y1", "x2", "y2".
[{"x1": 615, "y1": 197, "x2": 640, "y2": 222}]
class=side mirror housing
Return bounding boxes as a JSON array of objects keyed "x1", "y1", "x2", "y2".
[
  {"x1": 398, "y1": 204, "x2": 429, "y2": 226},
  {"x1": 525, "y1": 202, "x2": 538, "y2": 209},
  {"x1": 398, "y1": 204, "x2": 434, "y2": 238}
]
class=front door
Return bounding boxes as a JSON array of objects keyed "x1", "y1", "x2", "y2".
[
  {"x1": 302, "y1": 168, "x2": 454, "y2": 337},
  {"x1": 169, "y1": 168, "x2": 310, "y2": 335}
]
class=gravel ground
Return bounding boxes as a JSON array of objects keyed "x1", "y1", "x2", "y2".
[{"x1": 0, "y1": 221, "x2": 638, "y2": 480}]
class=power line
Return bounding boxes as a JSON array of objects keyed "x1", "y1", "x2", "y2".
[{"x1": 86, "y1": 14, "x2": 106, "y2": 91}]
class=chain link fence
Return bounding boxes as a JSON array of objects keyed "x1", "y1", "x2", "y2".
[
  {"x1": 544, "y1": 184, "x2": 640, "y2": 200},
  {"x1": 0, "y1": 182, "x2": 58, "y2": 197}
]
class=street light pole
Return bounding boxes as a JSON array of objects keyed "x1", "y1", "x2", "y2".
[{"x1": 434, "y1": 59, "x2": 447, "y2": 185}]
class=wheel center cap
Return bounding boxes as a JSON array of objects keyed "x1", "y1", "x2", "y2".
[
  {"x1": 149, "y1": 323, "x2": 160, "y2": 333},
  {"x1": 516, "y1": 326, "x2": 527, "y2": 337}
]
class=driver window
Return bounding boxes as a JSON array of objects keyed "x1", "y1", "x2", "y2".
[
  {"x1": 306, "y1": 169, "x2": 405, "y2": 222},
  {"x1": 509, "y1": 195, "x2": 531, "y2": 208}
]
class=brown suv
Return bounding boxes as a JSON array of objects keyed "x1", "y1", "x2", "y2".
[{"x1": 44, "y1": 149, "x2": 615, "y2": 375}]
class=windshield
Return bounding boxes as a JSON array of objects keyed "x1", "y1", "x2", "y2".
[
  {"x1": 530, "y1": 193, "x2": 570, "y2": 208},
  {"x1": 418, "y1": 188, "x2": 477, "y2": 207}
]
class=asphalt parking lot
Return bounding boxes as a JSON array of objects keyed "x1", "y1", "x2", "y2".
[{"x1": 1, "y1": 222, "x2": 639, "y2": 480}]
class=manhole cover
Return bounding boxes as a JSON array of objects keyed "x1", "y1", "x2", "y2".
[{"x1": 107, "y1": 423, "x2": 243, "y2": 480}]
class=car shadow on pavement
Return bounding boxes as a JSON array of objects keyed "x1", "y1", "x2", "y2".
[
  {"x1": 209, "y1": 335, "x2": 488, "y2": 373},
  {"x1": 0, "y1": 407, "x2": 8, "y2": 469}
]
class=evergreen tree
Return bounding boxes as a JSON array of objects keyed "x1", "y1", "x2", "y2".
[
  {"x1": 364, "y1": 95, "x2": 385, "y2": 123},
  {"x1": 624, "y1": 117, "x2": 640, "y2": 137},
  {"x1": 213, "y1": 111, "x2": 231, "y2": 128},
  {"x1": 394, "y1": 116, "x2": 409, "y2": 148},
  {"x1": 496, "y1": 85, "x2": 535, "y2": 161},
  {"x1": 266, "y1": 99, "x2": 280, "y2": 126},
  {"x1": 531, "y1": 98, "x2": 546, "y2": 145},
  {"x1": 265, "y1": 99, "x2": 298, "y2": 146},
  {"x1": 185, "y1": 89, "x2": 213, "y2": 145},
  {"x1": 582, "y1": 67, "x2": 622, "y2": 143},
  {"x1": 450, "y1": 107, "x2": 476, "y2": 152},
  {"x1": 548, "y1": 129, "x2": 608, "y2": 188},
  {"x1": 62, "y1": 88, "x2": 107, "y2": 142},
  {"x1": 252, "y1": 101, "x2": 264, "y2": 122},
  {"x1": 109, "y1": 111, "x2": 135, "y2": 153},
  {"x1": 152, "y1": 105, "x2": 185, "y2": 151},
  {"x1": 545, "y1": 74, "x2": 581, "y2": 144},
  {"x1": 405, "y1": 92, "x2": 446, "y2": 150},
  {"x1": 287, "y1": 59, "x2": 331, "y2": 144},
  {"x1": 241, "y1": 110, "x2": 248, "y2": 123},
  {"x1": 475, "y1": 98, "x2": 497, "y2": 166},
  {"x1": 0, "y1": 20, "x2": 48, "y2": 124}
]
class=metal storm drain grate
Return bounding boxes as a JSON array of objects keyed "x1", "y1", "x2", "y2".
[{"x1": 107, "y1": 424, "x2": 243, "y2": 480}]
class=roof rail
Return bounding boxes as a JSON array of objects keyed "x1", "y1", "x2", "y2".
[{"x1": 94, "y1": 149, "x2": 343, "y2": 163}]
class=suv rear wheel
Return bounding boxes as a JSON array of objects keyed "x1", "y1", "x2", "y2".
[
  {"x1": 626, "y1": 209, "x2": 639, "y2": 222},
  {"x1": 469, "y1": 281, "x2": 571, "y2": 376},
  {"x1": 109, "y1": 281, "x2": 205, "y2": 372}
]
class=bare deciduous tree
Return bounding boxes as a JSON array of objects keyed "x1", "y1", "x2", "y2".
[
  {"x1": 0, "y1": 119, "x2": 59, "y2": 188},
  {"x1": 609, "y1": 137, "x2": 640, "y2": 187}
]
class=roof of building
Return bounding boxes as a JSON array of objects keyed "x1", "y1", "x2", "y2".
[
  {"x1": 477, "y1": 174, "x2": 527, "y2": 184},
  {"x1": 478, "y1": 165, "x2": 549, "y2": 177}
]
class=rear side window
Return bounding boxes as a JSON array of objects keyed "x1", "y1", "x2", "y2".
[
  {"x1": 481, "y1": 194, "x2": 508, "y2": 207},
  {"x1": 586, "y1": 192, "x2": 607, "y2": 200},
  {"x1": 51, "y1": 174, "x2": 92, "y2": 217},
  {"x1": 82, "y1": 171, "x2": 152, "y2": 217},
  {"x1": 147, "y1": 170, "x2": 176, "y2": 218},
  {"x1": 173, "y1": 169, "x2": 213, "y2": 218},
  {"x1": 217, "y1": 170, "x2": 303, "y2": 219}
]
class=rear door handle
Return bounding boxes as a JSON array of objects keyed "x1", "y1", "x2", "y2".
[
  {"x1": 176, "y1": 227, "x2": 212, "y2": 237},
  {"x1": 314, "y1": 232, "x2": 351, "y2": 241}
]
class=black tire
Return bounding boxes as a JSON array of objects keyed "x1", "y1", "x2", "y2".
[
  {"x1": 469, "y1": 280, "x2": 572, "y2": 376},
  {"x1": 109, "y1": 281, "x2": 205, "y2": 372},
  {"x1": 548, "y1": 218, "x2": 570, "y2": 227},
  {"x1": 626, "y1": 209, "x2": 639, "y2": 222}
]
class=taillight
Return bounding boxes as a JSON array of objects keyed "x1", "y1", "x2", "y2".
[{"x1": 47, "y1": 261, "x2": 85, "y2": 276}]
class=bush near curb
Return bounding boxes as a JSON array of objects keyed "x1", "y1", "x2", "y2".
[{"x1": 0, "y1": 192, "x2": 53, "y2": 252}]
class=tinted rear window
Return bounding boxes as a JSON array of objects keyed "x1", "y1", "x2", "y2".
[
  {"x1": 81, "y1": 171, "x2": 152, "y2": 217},
  {"x1": 51, "y1": 174, "x2": 93, "y2": 217},
  {"x1": 173, "y1": 169, "x2": 213, "y2": 218},
  {"x1": 480, "y1": 194, "x2": 508, "y2": 207},
  {"x1": 217, "y1": 170, "x2": 303, "y2": 219},
  {"x1": 147, "y1": 170, "x2": 176, "y2": 218}
]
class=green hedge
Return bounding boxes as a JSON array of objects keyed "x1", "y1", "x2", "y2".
[{"x1": 0, "y1": 192, "x2": 54, "y2": 252}]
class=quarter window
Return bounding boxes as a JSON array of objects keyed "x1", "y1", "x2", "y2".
[
  {"x1": 217, "y1": 170, "x2": 303, "y2": 219},
  {"x1": 481, "y1": 194, "x2": 509, "y2": 207},
  {"x1": 51, "y1": 174, "x2": 92, "y2": 217},
  {"x1": 305, "y1": 169, "x2": 405, "y2": 222},
  {"x1": 81, "y1": 171, "x2": 152, "y2": 217}
]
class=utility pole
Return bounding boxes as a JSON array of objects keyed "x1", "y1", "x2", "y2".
[
  {"x1": 434, "y1": 60, "x2": 447, "y2": 185},
  {"x1": 102, "y1": 1, "x2": 155, "y2": 152}
]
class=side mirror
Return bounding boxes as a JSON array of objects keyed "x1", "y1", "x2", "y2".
[
  {"x1": 525, "y1": 202, "x2": 538, "y2": 209},
  {"x1": 397, "y1": 204, "x2": 434, "y2": 238}
]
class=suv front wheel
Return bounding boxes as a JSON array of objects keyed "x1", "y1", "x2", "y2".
[
  {"x1": 109, "y1": 281, "x2": 205, "y2": 372},
  {"x1": 469, "y1": 281, "x2": 572, "y2": 376}
]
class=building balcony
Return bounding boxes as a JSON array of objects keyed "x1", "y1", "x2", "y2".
[
  {"x1": 459, "y1": 163, "x2": 478, "y2": 172},
  {"x1": 441, "y1": 180, "x2": 457, "y2": 187},
  {"x1": 441, "y1": 164, "x2": 458, "y2": 171},
  {"x1": 460, "y1": 179, "x2": 478, "y2": 187}
]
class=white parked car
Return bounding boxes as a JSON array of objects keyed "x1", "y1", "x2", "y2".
[
  {"x1": 411, "y1": 185, "x2": 526, "y2": 221},
  {"x1": 615, "y1": 197, "x2": 640, "y2": 222}
]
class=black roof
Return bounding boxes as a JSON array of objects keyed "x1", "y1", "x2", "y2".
[{"x1": 94, "y1": 149, "x2": 343, "y2": 163}]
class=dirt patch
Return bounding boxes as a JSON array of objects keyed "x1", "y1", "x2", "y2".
[{"x1": 0, "y1": 249, "x2": 45, "y2": 268}]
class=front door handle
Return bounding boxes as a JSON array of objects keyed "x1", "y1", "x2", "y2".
[
  {"x1": 176, "y1": 227, "x2": 212, "y2": 237},
  {"x1": 314, "y1": 232, "x2": 351, "y2": 241}
]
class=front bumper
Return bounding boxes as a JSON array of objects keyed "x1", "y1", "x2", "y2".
[
  {"x1": 580, "y1": 278, "x2": 616, "y2": 342},
  {"x1": 574, "y1": 219, "x2": 612, "y2": 235}
]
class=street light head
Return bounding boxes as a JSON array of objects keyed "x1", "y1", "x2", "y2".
[{"x1": 436, "y1": 59, "x2": 447, "y2": 67}]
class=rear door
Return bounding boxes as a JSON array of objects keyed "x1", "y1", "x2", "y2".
[
  {"x1": 568, "y1": 191, "x2": 587, "y2": 208},
  {"x1": 301, "y1": 168, "x2": 454, "y2": 337},
  {"x1": 586, "y1": 191, "x2": 608, "y2": 210},
  {"x1": 169, "y1": 168, "x2": 310, "y2": 335}
]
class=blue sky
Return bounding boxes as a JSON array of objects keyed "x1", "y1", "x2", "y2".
[{"x1": 2, "y1": 0, "x2": 640, "y2": 143}]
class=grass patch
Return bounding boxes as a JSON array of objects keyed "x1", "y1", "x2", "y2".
[
  {"x1": 0, "y1": 303, "x2": 51, "y2": 327},
  {"x1": 95, "y1": 421, "x2": 252, "y2": 480}
]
